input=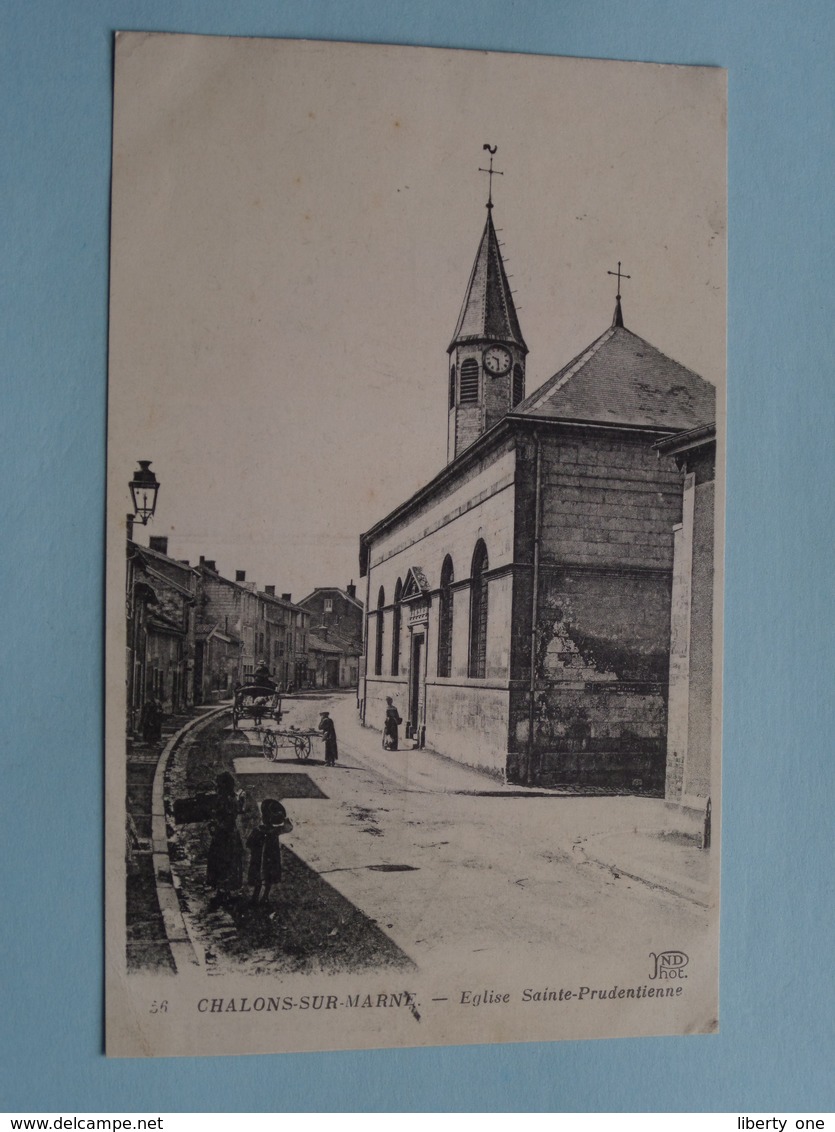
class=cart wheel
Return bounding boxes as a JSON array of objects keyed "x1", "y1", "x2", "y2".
[
  {"x1": 294, "y1": 734, "x2": 312, "y2": 761},
  {"x1": 262, "y1": 730, "x2": 278, "y2": 762}
]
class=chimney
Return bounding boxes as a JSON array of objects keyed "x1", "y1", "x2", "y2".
[
  {"x1": 281, "y1": 593, "x2": 291, "y2": 602},
  {"x1": 235, "y1": 570, "x2": 246, "y2": 582},
  {"x1": 346, "y1": 580, "x2": 356, "y2": 599},
  {"x1": 149, "y1": 536, "x2": 168, "y2": 555},
  {"x1": 264, "y1": 585, "x2": 275, "y2": 596},
  {"x1": 203, "y1": 560, "x2": 217, "y2": 573}
]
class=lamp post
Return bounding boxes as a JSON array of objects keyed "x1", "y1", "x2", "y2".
[
  {"x1": 126, "y1": 461, "x2": 160, "y2": 734},
  {"x1": 127, "y1": 460, "x2": 160, "y2": 540}
]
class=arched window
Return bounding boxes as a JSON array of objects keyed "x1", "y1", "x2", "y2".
[
  {"x1": 468, "y1": 540, "x2": 489, "y2": 679},
  {"x1": 512, "y1": 362, "x2": 525, "y2": 406},
  {"x1": 459, "y1": 358, "x2": 479, "y2": 403},
  {"x1": 437, "y1": 556, "x2": 454, "y2": 678},
  {"x1": 374, "y1": 585, "x2": 385, "y2": 676},
  {"x1": 449, "y1": 364, "x2": 456, "y2": 410},
  {"x1": 391, "y1": 578, "x2": 402, "y2": 676}
]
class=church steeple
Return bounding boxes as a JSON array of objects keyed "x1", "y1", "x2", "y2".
[
  {"x1": 448, "y1": 210, "x2": 527, "y2": 353},
  {"x1": 447, "y1": 148, "x2": 528, "y2": 463}
]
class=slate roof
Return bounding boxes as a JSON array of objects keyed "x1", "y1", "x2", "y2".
[
  {"x1": 307, "y1": 632, "x2": 347, "y2": 656},
  {"x1": 515, "y1": 321, "x2": 715, "y2": 432},
  {"x1": 449, "y1": 211, "x2": 527, "y2": 353}
]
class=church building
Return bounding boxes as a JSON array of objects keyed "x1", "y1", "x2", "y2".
[{"x1": 358, "y1": 177, "x2": 715, "y2": 794}]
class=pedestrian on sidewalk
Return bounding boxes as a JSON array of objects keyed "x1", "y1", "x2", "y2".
[
  {"x1": 246, "y1": 798, "x2": 290, "y2": 904},
  {"x1": 319, "y1": 710, "x2": 338, "y2": 766},
  {"x1": 383, "y1": 696, "x2": 402, "y2": 751},
  {"x1": 206, "y1": 770, "x2": 245, "y2": 908},
  {"x1": 140, "y1": 697, "x2": 163, "y2": 743}
]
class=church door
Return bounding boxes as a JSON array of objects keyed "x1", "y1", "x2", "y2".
[{"x1": 409, "y1": 632, "x2": 425, "y2": 738}]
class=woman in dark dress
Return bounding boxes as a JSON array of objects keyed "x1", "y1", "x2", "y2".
[
  {"x1": 319, "y1": 711, "x2": 338, "y2": 766},
  {"x1": 383, "y1": 696, "x2": 402, "y2": 750},
  {"x1": 206, "y1": 771, "x2": 244, "y2": 904}
]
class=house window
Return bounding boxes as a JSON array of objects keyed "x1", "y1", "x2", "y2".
[
  {"x1": 374, "y1": 585, "x2": 385, "y2": 676},
  {"x1": 459, "y1": 358, "x2": 479, "y2": 403},
  {"x1": 468, "y1": 540, "x2": 489, "y2": 679},
  {"x1": 391, "y1": 578, "x2": 402, "y2": 676},
  {"x1": 324, "y1": 598, "x2": 333, "y2": 613},
  {"x1": 512, "y1": 363, "x2": 525, "y2": 406},
  {"x1": 438, "y1": 555, "x2": 454, "y2": 678}
]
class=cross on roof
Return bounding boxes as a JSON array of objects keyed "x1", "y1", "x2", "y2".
[
  {"x1": 607, "y1": 260, "x2": 631, "y2": 299},
  {"x1": 478, "y1": 144, "x2": 503, "y2": 210}
]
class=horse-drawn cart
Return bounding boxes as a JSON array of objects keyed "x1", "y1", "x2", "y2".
[{"x1": 231, "y1": 681, "x2": 283, "y2": 730}]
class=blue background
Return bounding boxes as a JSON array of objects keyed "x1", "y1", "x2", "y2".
[{"x1": 2, "y1": 0, "x2": 833, "y2": 1113}]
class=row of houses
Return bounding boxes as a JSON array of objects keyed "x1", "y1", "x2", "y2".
[{"x1": 125, "y1": 534, "x2": 363, "y2": 730}]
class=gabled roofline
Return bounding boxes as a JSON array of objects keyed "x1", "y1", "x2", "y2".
[
  {"x1": 196, "y1": 621, "x2": 241, "y2": 645},
  {"x1": 139, "y1": 561, "x2": 198, "y2": 602},
  {"x1": 257, "y1": 589, "x2": 306, "y2": 613},
  {"x1": 199, "y1": 567, "x2": 305, "y2": 611},
  {"x1": 514, "y1": 326, "x2": 616, "y2": 414},
  {"x1": 298, "y1": 587, "x2": 364, "y2": 611},
  {"x1": 132, "y1": 541, "x2": 200, "y2": 577}
]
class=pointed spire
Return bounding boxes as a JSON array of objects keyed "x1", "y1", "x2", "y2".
[
  {"x1": 449, "y1": 209, "x2": 527, "y2": 352},
  {"x1": 607, "y1": 260, "x2": 630, "y2": 329}
]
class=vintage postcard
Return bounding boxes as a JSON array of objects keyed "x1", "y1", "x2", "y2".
[{"x1": 106, "y1": 33, "x2": 726, "y2": 1057}]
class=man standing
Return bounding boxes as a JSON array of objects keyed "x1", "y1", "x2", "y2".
[{"x1": 319, "y1": 710, "x2": 338, "y2": 766}]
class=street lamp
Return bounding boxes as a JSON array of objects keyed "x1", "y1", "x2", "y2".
[
  {"x1": 127, "y1": 460, "x2": 159, "y2": 540},
  {"x1": 126, "y1": 460, "x2": 161, "y2": 734}
]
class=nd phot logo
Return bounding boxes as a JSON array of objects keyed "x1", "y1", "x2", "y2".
[{"x1": 649, "y1": 950, "x2": 689, "y2": 980}]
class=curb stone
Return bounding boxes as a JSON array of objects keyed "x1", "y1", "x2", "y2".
[{"x1": 150, "y1": 704, "x2": 230, "y2": 972}]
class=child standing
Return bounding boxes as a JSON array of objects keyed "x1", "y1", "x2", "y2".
[{"x1": 246, "y1": 798, "x2": 288, "y2": 904}]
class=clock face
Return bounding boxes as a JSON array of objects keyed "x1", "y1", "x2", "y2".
[{"x1": 483, "y1": 344, "x2": 512, "y2": 376}]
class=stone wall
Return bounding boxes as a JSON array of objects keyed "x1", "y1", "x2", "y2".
[
  {"x1": 664, "y1": 441, "x2": 715, "y2": 806},
  {"x1": 686, "y1": 477, "x2": 714, "y2": 799},
  {"x1": 424, "y1": 683, "x2": 510, "y2": 775},
  {"x1": 539, "y1": 432, "x2": 682, "y2": 570},
  {"x1": 362, "y1": 441, "x2": 518, "y2": 770},
  {"x1": 524, "y1": 431, "x2": 682, "y2": 791}
]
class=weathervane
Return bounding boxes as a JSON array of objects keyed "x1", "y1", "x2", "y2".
[{"x1": 479, "y1": 144, "x2": 503, "y2": 210}]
